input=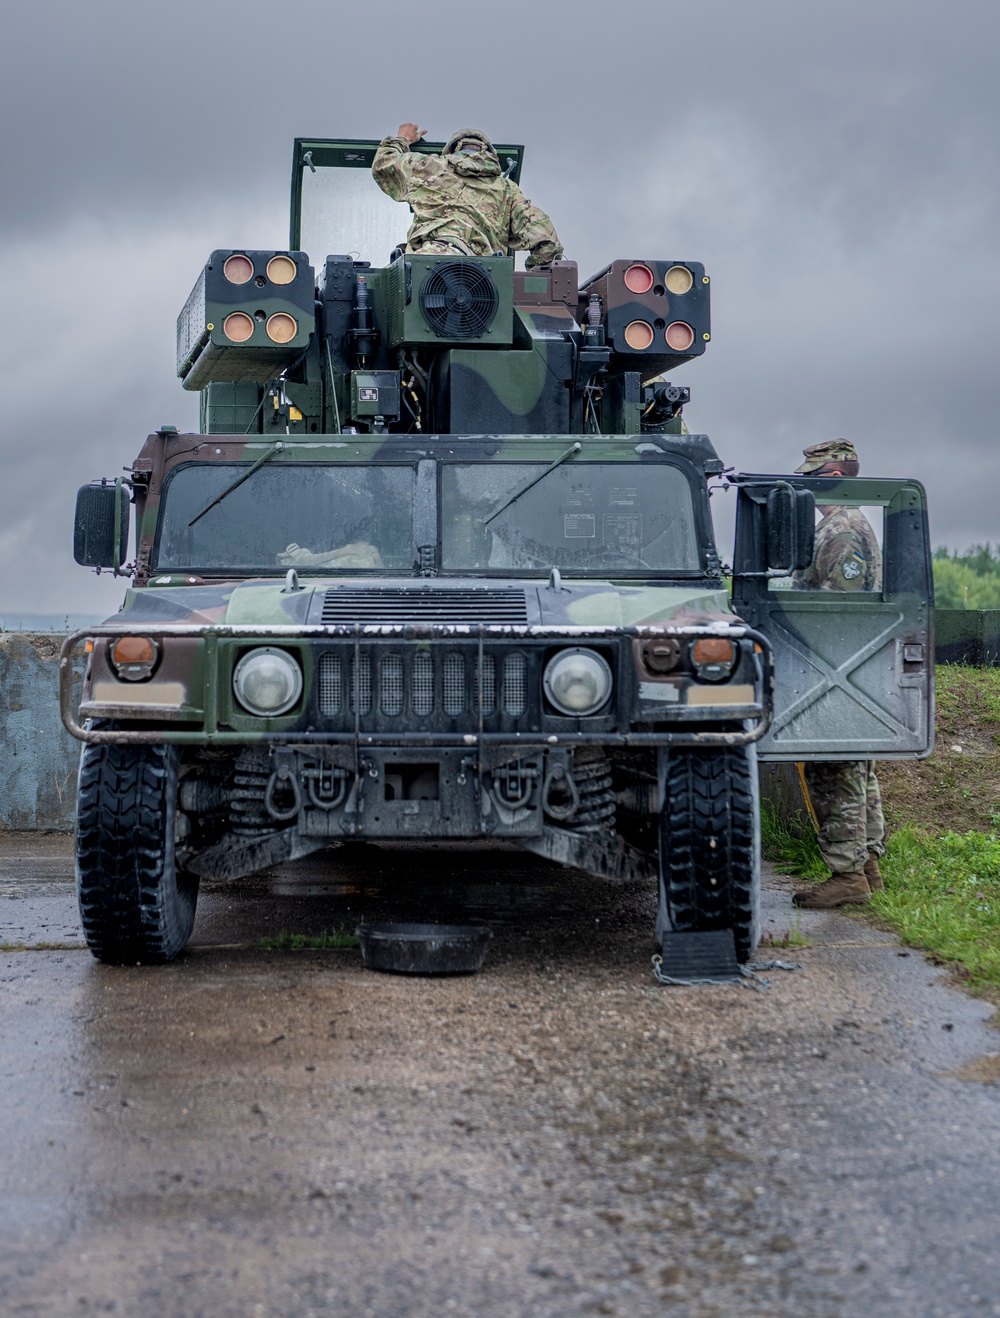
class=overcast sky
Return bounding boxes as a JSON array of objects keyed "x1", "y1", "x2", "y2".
[{"x1": 1, "y1": 0, "x2": 997, "y2": 616}]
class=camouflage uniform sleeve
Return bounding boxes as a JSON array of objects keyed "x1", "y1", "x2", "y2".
[
  {"x1": 507, "y1": 184, "x2": 564, "y2": 267},
  {"x1": 372, "y1": 137, "x2": 414, "y2": 202},
  {"x1": 811, "y1": 530, "x2": 873, "y2": 591}
]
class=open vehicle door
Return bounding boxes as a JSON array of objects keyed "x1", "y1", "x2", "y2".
[{"x1": 732, "y1": 475, "x2": 934, "y2": 761}]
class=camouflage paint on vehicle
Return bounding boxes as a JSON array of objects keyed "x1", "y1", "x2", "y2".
[{"x1": 65, "y1": 136, "x2": 935, "y2": 967}]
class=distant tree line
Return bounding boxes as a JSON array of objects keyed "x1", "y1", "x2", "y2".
[{"x1": 933, "y1": 544, "x2": 1000, "y2": 609}]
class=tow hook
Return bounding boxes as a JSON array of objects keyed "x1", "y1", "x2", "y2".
[
  {"x1": 541, "y1": 753, "x2": 580, "y2": 821},
  {"x1": 264, "y1": 749, "x2": 303, "y2": 822},
  {"x1": 491, "y1": 759, "x2": 541, "y2": 809}
]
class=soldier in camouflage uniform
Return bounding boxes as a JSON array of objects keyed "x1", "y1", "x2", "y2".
[
  {"x1": 790, "y1": 440, "x2": 888, "y2": 909},
  {"x1": 372, "y1": 123, "x2": 563, "y2": 267}
]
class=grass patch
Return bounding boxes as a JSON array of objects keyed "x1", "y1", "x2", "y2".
[
  {"x1": 870, "y1": 825, "x2": 1000, "y2": 1001},
  {"x1": 762, "y1": 807, "x2": 1000, "y2": 1002},
  {"x1": 254, "y1": 928, "x2": 359, "y2": 951},
  {"x1": 761, "y1": 807, "x2": 825, "y2": 879}
]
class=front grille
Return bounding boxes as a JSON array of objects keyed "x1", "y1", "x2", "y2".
[
  {"x1": 413, "y1": 651, "x2": 434, "y2": 715},
  {"x1": 502, "y1": 653, "x2": 527, "y2": 716},
  {"x1": 318, "y1": 653, "x2": 342, "y2": 713},
  {"x1": 443, "y1": 652, "x2": 464, "y2": 715},
  {"x1": 320, "y1": 587, "x2": 528, "y2": 625},
  {"x1": 381, "y1": 655, "x2": 404, "y2": 716},
  {"x1": 315, "y1": 647, "x2": 527, "y2": 720}
]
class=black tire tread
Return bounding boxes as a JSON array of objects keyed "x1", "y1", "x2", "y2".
[
  {"x1": 661, "y1": 747, "x2": 758, "y2": 961},
  {"x1": 76, "y1": 741, "x2": 197, "y2": 964}
]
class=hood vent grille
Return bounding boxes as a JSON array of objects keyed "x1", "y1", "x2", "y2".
[{"x1": 320, "y1": 587, "x2": 528, "y2": 625}]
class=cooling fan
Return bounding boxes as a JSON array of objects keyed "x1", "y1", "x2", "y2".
[{"x1": 419, "y1": 261, "x2": 500, "y2": 339}]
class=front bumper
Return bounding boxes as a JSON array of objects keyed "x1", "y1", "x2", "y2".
[{"x1": 60, "y1": 622, "x2": 775, "y2": 749}]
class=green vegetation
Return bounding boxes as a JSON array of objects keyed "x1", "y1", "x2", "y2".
[
  {"x1": 765, "y1": 665, "x2": 1000, "y2": 1002},
  {"x1": 872, "y1": 827, "x2": 1000, "y2": 995},
  {"x1": 254, "y1": 928, "x2": 359, "y2": 951},
  {"x1": 933, "y1": 543, "x2": 1000, "y2": 609}
]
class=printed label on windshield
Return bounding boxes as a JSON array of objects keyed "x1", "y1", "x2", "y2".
[
  {"x1": 604, "y1": 514, "x2": 642, "y2": 555},
  {"x1": 564, "y1": 513, "x2": 596, "y2": 538}
]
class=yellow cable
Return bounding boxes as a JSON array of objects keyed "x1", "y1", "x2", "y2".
[{"x1": 796, "y1": 762, "x2": 820, "y2": 832}]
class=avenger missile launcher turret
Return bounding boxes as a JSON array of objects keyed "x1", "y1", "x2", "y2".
[{"x1": 65, "y1": 137, "x2": 934, "y2": 970}]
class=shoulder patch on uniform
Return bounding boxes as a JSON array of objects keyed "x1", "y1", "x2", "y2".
[{"x1": 842, "y1": 559, "x2": 862, "y2": 580}]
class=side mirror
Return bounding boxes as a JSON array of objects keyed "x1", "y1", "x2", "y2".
[
  {"x1": 74, "y1": 480, "x2": 130, "y2": 570},
  {"x1": 766, "y1": 482, "x2": 815, "y2": 572}
]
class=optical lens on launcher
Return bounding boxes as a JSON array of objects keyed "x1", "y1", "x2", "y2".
[
  {"x1": 223, "y1": 312, "x2": 254, "y2": 343},
  {"x1": 623, "y1": 263, "x2": 654, "y2": 294},
  {"x1": 624, "y1": 320, "x2": 655, "y2": 350},
  {"x1": 665, "y1": 321, "x2": 695, "y2": 351},
  {"x1": 664, "y1": 265, "x2": 694, "y2": 295},
  {"x1": 223, "y1": 254, "x2": 254, "y2": 284},
  {"x1": 266, "y1": 255, "x2": 297, "y2": 285},
  {"x1": 266, "y1": 313, "x2": 297, "y2": 344}
]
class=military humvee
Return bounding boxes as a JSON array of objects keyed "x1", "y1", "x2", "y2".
[{"x1": 63, "y1": 137, "x2": 934, "y2": 969}]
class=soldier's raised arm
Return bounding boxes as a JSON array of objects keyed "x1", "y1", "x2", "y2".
[
  {"x1": 508, "y1": 188, "x2": 564, "y2": 269},
  {"x1": 372, "y1": 123, "x2": 426, "y2": 201}
]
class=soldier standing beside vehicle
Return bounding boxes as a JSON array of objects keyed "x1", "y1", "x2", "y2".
[
  {"x1": 372, "y1": 123, "x2": 564, "y2": 267},
  {"x1": 790, "y1": 440, "x2": 887, "y2": 909}
]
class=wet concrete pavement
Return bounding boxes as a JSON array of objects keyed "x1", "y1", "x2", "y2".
[{"x1": 1, "y1": 833, "x2": 999, "y2": 1317}]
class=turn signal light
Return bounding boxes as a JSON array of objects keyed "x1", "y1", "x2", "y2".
[
  {"x1": 690, "y1": 637, "x2": 737, "y2": 682},
  {"x1": 110, "y1": 636, "x2": 159, "y2": 682},
  {"x1": 691, "y1": 638, "x2": 735, "y2": 666}
]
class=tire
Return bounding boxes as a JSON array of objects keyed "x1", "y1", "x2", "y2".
[
  {"x1": 75, "y1": 740, "x2": 198, "y2": 963},
  {"x1": 658, "y1": 745, "x2": 760, "y2": 962}
]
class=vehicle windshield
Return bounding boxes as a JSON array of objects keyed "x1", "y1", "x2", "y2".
[
  {"x1": 441, "y1": 461, "x2": 701, "y2": 573},
  {"x1": 155, "y1": 463, "x2": 415, "y2": 574},
  {"x1": 292, "y1": 139, "x2": 524, "y2": 266}
]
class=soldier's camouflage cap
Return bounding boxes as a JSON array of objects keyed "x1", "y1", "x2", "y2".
[{"x1": 795, "y1": 439, "x2": 858, "y2": 474}]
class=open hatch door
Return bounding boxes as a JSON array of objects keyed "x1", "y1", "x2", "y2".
[
  {"x1": 290, "y1": 138, "x2": 525, "y2": 268},
  {"x1": 733, "y1": 474, "x2": 934, "y2": 761}
]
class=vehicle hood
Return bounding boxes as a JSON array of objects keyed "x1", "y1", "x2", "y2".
[{"x1": 110, "y1": 578, "x2": 738, "y2": 630}]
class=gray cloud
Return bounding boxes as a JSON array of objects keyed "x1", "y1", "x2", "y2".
[{"x1": 1, "y1": 0, "x2": 998, "y2": 611}]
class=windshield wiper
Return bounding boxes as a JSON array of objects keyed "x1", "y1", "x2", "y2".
[
  {"x1": 483, "y1": 441, "x2": 582, "y2": 527},
  {"x1": 187, "y1": 440, "x2": 285, "y2": 528}
]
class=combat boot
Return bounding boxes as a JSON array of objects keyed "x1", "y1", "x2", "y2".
[
  {"x1": 792, "y1": 871, "x2": 871, "y2": 908},
  {"x1": 864, "y1": 855, "x2": 884, "y2": 892}
]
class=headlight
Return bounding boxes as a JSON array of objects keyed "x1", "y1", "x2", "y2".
[
  {"x1": 543, "y1": 648, "x2": 612, "y2": 716},
  {"x1": 110, "y1": 635, "x2": 159, "y2": 682},
  {"x1": 233, "y1": 647, "x2": 303, "y2": 716}
]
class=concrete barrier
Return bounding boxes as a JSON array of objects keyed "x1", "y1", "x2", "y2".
[{"x1": 0, "y1": 633, "x2": 81, "y2": 832}]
